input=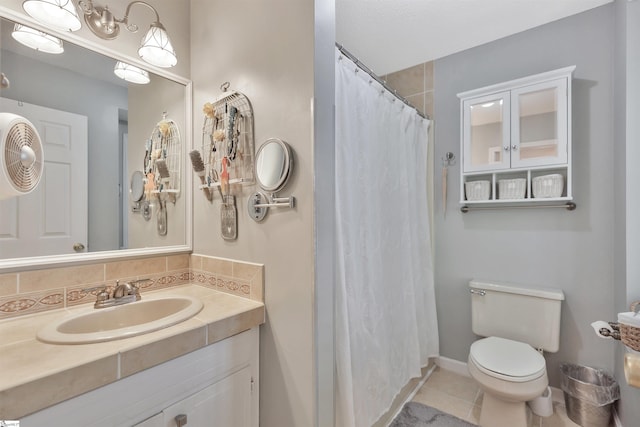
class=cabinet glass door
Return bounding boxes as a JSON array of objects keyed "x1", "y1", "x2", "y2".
[
  {"x1": 511, "y1": 78, "x2": 568, "y2": 167},
  {"x1": 463, "y1": 92, "x2": 510, "y2": 172}
]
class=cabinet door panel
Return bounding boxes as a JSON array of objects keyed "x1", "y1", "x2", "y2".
[
  {"x1": 462, "y1": 92, "x2": 511, "y2": 172},
  {"x1": 162, "y1": 366, "x2": 252, "y2": 427},
  {"x1": 511, "y1": 79, "x2": 568, "y2": 167}
]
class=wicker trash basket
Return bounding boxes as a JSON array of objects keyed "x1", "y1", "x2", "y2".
[{"x1": 560, "y1": 363, "x2": 619, "y2": 427}]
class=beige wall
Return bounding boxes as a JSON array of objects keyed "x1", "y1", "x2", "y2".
[{"x1": 190, "y1": 1, "x2": 316, "y2": 426}]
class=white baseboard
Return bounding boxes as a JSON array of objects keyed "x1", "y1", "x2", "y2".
[
  {"x1": 435, "y1": 358, "x2": 577, "y2": 404},
  {"x1": 435, "y1": 356, "x2": 470, "y2": 377}
]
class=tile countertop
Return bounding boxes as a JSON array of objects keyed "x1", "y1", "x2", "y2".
[{"x1": 0, "y1": 284, "x2": 265, "y2": 420}]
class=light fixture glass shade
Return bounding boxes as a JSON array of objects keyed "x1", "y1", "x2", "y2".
[
  {"x1": 22, "y1": 0, "x2": 82, "y2": 32},
  {"x1": 114, "y1": 61, "x2": 150, "y2": 85},
  {"x1": 12, "y1": 24, "x2": 64, "y2": 54},
  {"x1": 138, "y1": 22, "x2": 177, "y2": 68}
]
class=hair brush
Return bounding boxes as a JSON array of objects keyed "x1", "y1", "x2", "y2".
[
  {"x1": 155, "y1": 159, "x2": 170, "y2": 181},
  {"x1": 189, "y1": 150, "x2": 213, "y2": 201}
]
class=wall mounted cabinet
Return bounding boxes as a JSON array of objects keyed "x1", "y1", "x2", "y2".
[{"x1": 458, "y1": 66, "x2": 575, "y2": 209}]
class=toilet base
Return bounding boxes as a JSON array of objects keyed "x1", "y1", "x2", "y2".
[
  {"x1": 468, "y1": 354, "x2": 547, "y2": 427},
  {"x1": 479, "y1": 392, "x2": 529, "y2": 427}
]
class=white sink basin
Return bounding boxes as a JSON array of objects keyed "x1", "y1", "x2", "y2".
[{"x1": 37, "y1": 296, "x2": 203, "y2": 344}]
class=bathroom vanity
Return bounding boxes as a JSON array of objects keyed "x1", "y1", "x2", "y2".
[{"x1": 0, "y1": 285, "x2": 264, "y2": 426}]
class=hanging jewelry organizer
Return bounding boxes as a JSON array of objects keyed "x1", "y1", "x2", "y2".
[
  {"x1": 199, "y1": 83, "x2": 255, "y2": 197},
  {"x1": 143, "y1": 113, "x2": 181, "y2": 236},
  {"x1": 144, "y1": 113, "x2": 182, "y2": 200}
]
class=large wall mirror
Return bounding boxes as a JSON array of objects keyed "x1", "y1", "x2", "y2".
[{"x1": 0, "y1": 13, "x2": 192, "y2": 271}]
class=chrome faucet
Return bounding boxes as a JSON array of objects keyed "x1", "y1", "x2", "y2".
[{"x1": 82, "y1": 279, "x2": 150, "y2": 309}]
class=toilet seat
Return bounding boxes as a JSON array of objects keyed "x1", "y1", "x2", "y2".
[{"x1": 470, "y1": 336, "x2": 546, "y2": 383}]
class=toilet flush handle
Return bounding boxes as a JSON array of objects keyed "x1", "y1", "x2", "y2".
[{"x1": 470, "y1": 289, "x2": 486, "y2": 296}]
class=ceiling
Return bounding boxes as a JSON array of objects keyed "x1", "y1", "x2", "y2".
[{"x1": 336, "y1": 0, "x2": 613, "y2": 75}]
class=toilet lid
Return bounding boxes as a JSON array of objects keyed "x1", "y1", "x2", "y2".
[{"x1": 470, "y1": 337, "x2": 546, "y2": 381}]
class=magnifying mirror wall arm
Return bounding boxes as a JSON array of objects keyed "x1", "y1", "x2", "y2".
[
  {"x1": 247, "y1": 191, "x2": 295, "y2": 222},
  {"x1": 253, "y1": 193, "x2": 295, "y2": 209},
  {"x1": 248, "y1": 138, "x2": 295, "y2": 222}
]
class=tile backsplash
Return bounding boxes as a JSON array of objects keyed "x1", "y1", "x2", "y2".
[
  {"x1": 0, "y1": 253, "x2": 264, "y2": 320},
  {"x1": 190, "y1": 254, "x2": 264, "y2": 302}
]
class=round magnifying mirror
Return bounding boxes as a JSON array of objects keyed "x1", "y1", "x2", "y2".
[
  {"x1": 255, "y1": 138, "x2": 292, "y2": 193},
  {"x1": 130, "y1": 170, "x2": 145, "y2": 202}
]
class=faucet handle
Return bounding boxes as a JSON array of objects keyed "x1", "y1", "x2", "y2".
[
  {"x1": 127, "y1": 278, "x2": 152, "y2": 293},
  {"x1": 81, "y1": 284, "x2": 110, "y2": 307}
]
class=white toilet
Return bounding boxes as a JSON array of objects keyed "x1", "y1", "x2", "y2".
[{"x1": 468, "y1": 280, "x2": 564, "y2": 427}]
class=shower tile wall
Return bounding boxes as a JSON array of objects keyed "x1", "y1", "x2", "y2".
[{"x1": 382, "y1": 61, "x2": 434, "y2": 118}]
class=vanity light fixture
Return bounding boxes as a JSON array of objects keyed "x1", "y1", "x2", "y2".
[
  {"x1": 11, "y1": 24, "x2": 64, "y2": 54},
  {"x1": 114, "y1": 60, "x2": 150, "y2": 84},
  {"x1": 23, "y1": 0, "x2": 177, "y2": 68},
  {"x1": 77, "y1": 0, "x2": 177, "y2": 68},
  {"x1": 22, "y1": 0, "x2": 82, "y2": 32}
]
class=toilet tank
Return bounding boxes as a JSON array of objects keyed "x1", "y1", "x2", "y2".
[{"x1": 470, "y1": 280, "x2": 565, "y2": 352}]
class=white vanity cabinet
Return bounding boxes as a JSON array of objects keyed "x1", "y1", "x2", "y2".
[
  {"x1": 21, "y1": 328, "x2": 259, "y2": 427},
  {"x1": 459, "y1": 66, "x2": 575, "y2": 207},
  {"x1": 135, "y1": 365, "x2": 254, "y2": 427}
]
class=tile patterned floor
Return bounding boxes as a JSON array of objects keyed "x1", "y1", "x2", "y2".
[{"x1": 412, "y1": 367, "x2": 592, "y2": 427}]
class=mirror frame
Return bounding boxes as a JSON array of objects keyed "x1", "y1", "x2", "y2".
[
  {"x1": 256, "y1": 138, "x2": 293, "y2": 193},
  {"x1": 0, "y1": 6, "x2": 193, "y2": 273}
]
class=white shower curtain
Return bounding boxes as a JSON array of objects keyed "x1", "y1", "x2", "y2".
[{"x1": 335, "y1": 47, "x2": 439, "y2": 427}]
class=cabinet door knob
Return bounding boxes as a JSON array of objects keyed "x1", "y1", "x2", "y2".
[
  {"x1": 511, "y1": 145, "x2": 518, "y2": 151},
  {"x1": 503, "y1": 146, "x2": 510, "y2": 151},
  {"x1": 175, "y1": 414, "x2": 187, "y2": 426}
]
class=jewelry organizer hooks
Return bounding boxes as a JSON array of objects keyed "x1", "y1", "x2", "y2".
[{"x1": 198, "y1": 83, "x2": 255, "y2": 198}]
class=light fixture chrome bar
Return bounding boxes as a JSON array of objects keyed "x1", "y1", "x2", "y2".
[
  {"x1": 121, "y1": 0, "x2": 160, "y2": 32},
  {"x1": 335, "y1": 42, "x2": 429, "y2": 120},
  {"x1": 460, "y1": 202, "x2": 576, "y2": 213},
  {"x1": 74, "y1": 0, "x2": 177, "y2": 67},
  {"x1": 78, "y1": 0, "x2": 158, "y2": 38}
]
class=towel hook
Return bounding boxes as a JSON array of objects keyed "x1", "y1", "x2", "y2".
[{"x1": 442, "y1": 152, "x2": 455, "y2": 167}]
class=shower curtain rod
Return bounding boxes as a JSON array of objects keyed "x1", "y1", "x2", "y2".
[{"x1": 335, "y1": 43, "x2": 430, "y2": 120}]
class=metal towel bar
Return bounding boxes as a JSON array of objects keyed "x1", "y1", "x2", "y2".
[{"x1": 460, "y1": 202, "x2": 576, "y2": 213}]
